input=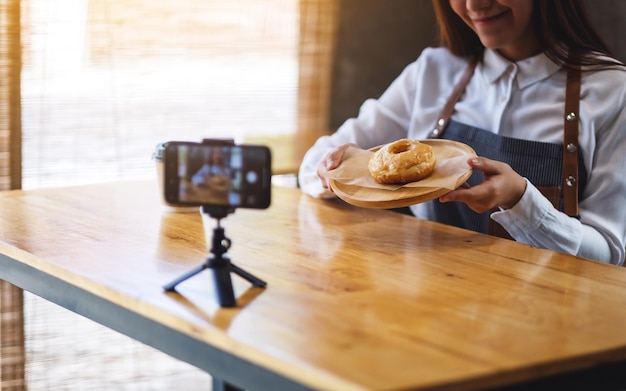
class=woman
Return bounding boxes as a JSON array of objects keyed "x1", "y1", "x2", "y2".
[{"x1": 298, "y1": 0, "x2": 626, "y2": 265}]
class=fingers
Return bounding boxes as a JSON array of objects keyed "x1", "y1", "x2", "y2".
[
  {"x1": 440, "y1": 156, "x2": 527, "y2": 212},
  {"x1": 324, "y1": 148, "x2": 345, "y2": 171},
  {"x1": 440, "y1": 185, "x2": 499, "y2": 213},
  {"x1": 466, "y1": 156, "x2": 500, "y2": 174},
  {"x1": 316, "y1": 143, "x2": 358, "y2": 191},
  {"x1": 325, "y1": 144, "x2": 357, "y2": 170}
]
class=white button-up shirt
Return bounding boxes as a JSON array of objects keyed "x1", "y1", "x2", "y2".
[{"x1": 299, "y1": 47, "x2": 626, "y2": 265}]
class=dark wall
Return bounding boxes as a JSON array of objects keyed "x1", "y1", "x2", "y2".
[
  {"x1": 329, "y1": 0, "x2": 437, "y2": 130},
  {"x1": 329, "y1": 0, "x2": 626, "y2": 130},
  {"x1": 585, "y1": 0, "x2": 626, "y2": 63}
]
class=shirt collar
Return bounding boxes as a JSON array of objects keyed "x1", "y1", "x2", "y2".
[{"x1": 480, "y1": 48, "x2": 562, "y2": 89}]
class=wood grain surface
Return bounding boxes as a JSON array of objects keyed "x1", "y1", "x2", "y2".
[{"x1": 1, "y1": 180, "x2": 626, "y2": 390}]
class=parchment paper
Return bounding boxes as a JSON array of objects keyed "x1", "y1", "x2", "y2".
[{"x1": 322, "y1": 142, "x2": 474, "y2": 192}]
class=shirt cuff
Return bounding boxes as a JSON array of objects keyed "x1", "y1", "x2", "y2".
[
  {"x1": 298, "y1": 172, "x2": 337, "y2": 199},
  {"x1": 490, "y1": 179, "x2": 552, "y2": 238}
]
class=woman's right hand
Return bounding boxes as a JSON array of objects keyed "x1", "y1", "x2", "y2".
[{"x1": 316, "y1": 143, "x2": 358, "y2": 192}]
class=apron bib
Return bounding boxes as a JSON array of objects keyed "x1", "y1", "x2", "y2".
[
  {"x1": 429, "y1": 56, "x2": 585, "y2": 239},
  {"x1": 430, "y1": 120, "x2": 587, "y2": 236}
]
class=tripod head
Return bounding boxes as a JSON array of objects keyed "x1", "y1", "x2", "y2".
[{"x1": 202, "y1": 205, "x2": 235, "y2": 221}]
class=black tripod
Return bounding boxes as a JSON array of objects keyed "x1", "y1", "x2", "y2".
[{"x1": 163, "y1": 206, "x2": 267, "y2": 307}]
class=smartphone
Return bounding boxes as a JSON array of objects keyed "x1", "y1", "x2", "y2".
[{"x1": 163, "y1": 141, "x2": 272, "y2": 209}]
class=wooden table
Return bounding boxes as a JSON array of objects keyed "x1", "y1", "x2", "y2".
[{"x1": 1, "y1": 180, "x2": 626, "y2": 390}]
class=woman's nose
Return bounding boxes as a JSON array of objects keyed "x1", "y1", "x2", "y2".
[{"x1": 466, "y1": 0, "x2": 492, "y2": 12}]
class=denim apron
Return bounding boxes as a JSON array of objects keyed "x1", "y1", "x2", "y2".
[{"x1": 428, "y1": 58, "x2": 587, "y2": 239}]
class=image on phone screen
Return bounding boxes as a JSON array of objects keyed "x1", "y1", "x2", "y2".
[{"x1": 165, "y1": 142, "x2": 271, "y2": 209}]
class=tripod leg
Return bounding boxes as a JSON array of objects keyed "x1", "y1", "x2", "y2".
[
  {"x1": 212, "y1": 266, "x2": 237, "y2": 307},
  {"x1": 230, "y1": 263, "x2": 267, "y2": 288},
  {"x1": 212, "y1": 377, "x2": 244, "y2": 391},
  {"x1": 163, "y1": 264, "x2": 209, "y2": 291}
]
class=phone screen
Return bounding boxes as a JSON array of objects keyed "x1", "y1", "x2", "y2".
[{"x1": 164, "y1": 142, "x2": 271, "y2": 209}]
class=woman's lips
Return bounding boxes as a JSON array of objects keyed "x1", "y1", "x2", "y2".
[{"x1": 472, "y1": 9, "x2": 510, "y2": 24}]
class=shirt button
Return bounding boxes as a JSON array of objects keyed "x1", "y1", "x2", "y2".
[{"x1": 499, "y1": 96, "x2": 506, "y2": 102}]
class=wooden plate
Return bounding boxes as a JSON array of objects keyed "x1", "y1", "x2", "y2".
[{"x1": 330, "y1": 139, "x2": 476, "y2": 209}]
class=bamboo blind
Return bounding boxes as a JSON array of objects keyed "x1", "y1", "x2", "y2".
[
  {"x1": 0, "y1": 1, "x2": 24, "y2": 390},
  {"x1": 0, "y1": 0, "x2": 21, "y2": 191},
  {"x1": 0, "y1": 1, "x2": 340, "y2": 388},
  {"x1": 21, "y1": 0, "x2": 301, "y2": 190},
  {"x1": 0, "y1": 284, "x2": 24, "y2": 391},
  {"x1": 297, "y1": 0, "x2": 339, "y2": 162}
]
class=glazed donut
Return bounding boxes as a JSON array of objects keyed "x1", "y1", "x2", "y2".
[{"x1": 368, "y1": 139, "x2": 436, "y2": 184}]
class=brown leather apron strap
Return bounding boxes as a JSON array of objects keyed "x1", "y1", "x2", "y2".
[
  {"x1": 563, "y1": 66, "x2": 582, "y2": 217},
  {"x1": 429, "y1": 57, "x2": 478, "y2": 139}
]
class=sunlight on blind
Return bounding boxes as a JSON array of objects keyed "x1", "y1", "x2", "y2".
[{"x1": 21, "y1": 0, "x2": 298, "y2": 189}]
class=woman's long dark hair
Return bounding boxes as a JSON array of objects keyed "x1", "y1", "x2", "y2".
[{"x1": 432, "y1": 0, "x2": 623, "y2": 69}]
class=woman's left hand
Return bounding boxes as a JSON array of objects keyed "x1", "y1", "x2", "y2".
[{"x1": 439, "y1": 157, "x2": 527, "y2": 213}]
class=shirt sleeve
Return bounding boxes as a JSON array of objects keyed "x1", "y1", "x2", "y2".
[
  {"x1": 492, "y1": 177, "x2": 623, "y2": 265},
  {"x1": 298, "y1": 52, "x2": 428, "y2": 198},
  {"x1": 491, "y1": 181, "x2": 609, "y2": 262},
  {"x1": 297, "y1": 135, "x2": 339, "y2": 199}
]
